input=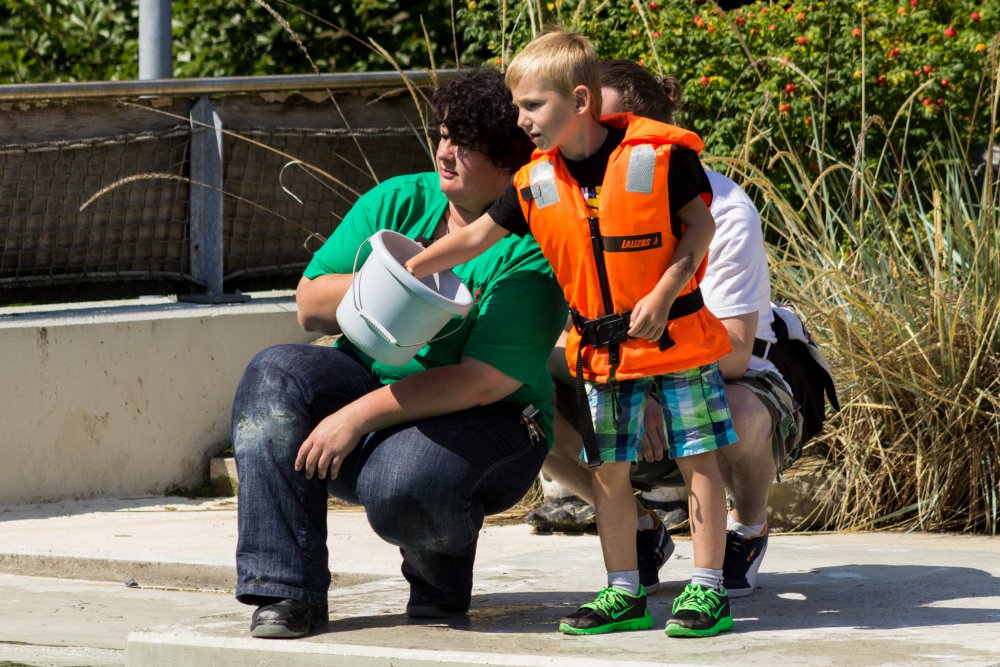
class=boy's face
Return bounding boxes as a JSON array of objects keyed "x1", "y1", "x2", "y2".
[{"x1": 510, "y1": 79, "x2": 584, "y2": 153}]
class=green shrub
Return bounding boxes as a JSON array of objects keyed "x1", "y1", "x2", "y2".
[
  {"x1": 0, "y1": 0, "x2": 460, "y2": 82},
  {"x1": 460, "y1": 0, "x2": 998, "y2": 183}
]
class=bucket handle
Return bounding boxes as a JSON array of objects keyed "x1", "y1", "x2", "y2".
[{"x1": 350, "y1": 233, "x2": 468, "y2": 349}]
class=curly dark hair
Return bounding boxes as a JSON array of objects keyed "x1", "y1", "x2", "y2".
[
  {"x1": 432, "y1": 68, "x2": 535, "y2": 172},
  {"x1": 599, "y1": 59, "x2": 682, "y2": 124}
]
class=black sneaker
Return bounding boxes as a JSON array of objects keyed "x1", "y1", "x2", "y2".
[
  {"x1": 664, "y1": 583, "x2": 734, "y2": 638},
  {"x1": 636, "y1": 510, "x2": 675, "y2": 594},
  {"x1": 723, "y1": 523, "x2": 769, "y2": 597},
  {"x1": 250, "y1": 599, "x2": 328, "y2": 638},
  {"x1": 559, "y1": 586, "x2": 655, "y2": 635}
]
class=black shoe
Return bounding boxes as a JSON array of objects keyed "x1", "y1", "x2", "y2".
[
  {"x1": 559, "y1": 586, "x2": 655, "y2": 635},
  {"x1": 636, "y1": 510, "x2": 675, "y2": 594},
  {"x1": 250, "y1": 599, "x2": 328, "y2": 638},
  {"x1": 664, "y1": 584, "x2": 734, "y2": 638},
  {"x1": 723, "y1": 523, "x2": 769, "y2": 597}
]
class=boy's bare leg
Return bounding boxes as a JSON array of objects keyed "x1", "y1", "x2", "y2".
[
  {"x1": 675, "y1": 451, "x2": 726, "y2": 569},
  {"x1": 544, "y1": 409, "x2": 653, "y2": 521},
  {"x1": 591, "y1": 461, "x2": 638, "y2": 572},
  {"x1": 665, "y1": 449, "x2": 735, "y2": 638}
]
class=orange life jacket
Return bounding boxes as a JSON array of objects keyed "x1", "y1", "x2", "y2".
[{"x1": 513, "y1": 113, "x2": 732, "y2": 383}]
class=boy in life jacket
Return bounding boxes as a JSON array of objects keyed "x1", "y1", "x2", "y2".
[{"x1": 405, "y1": 30, "x2": 737, "y2": 638}]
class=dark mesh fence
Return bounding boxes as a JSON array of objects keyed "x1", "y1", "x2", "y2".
[
  {"x1": 0, "y1": 85, "x2": 434, "y2": 304},
  {"x1": 221, "y1": 127, "x2": 430, "y2": 283},
  {"x1": 0, "y1": 129, "x2": 191, "y2": 290}
]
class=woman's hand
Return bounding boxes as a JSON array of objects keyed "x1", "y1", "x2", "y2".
[{"x1": 295, "y1": 408, "x2": 366, "y2": 480}]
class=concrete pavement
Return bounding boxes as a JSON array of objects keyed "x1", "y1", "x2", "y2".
[{"x1": 0, "y1": 496, "x2": 998, "y2": 666}]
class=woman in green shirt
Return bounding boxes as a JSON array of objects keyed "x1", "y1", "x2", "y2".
[{"x1": 232, "y1": 68, "x2": 568, "y2": 639}]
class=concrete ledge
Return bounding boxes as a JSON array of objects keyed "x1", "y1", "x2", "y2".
[
  {"x1": 0, "y1": 554, "x2": 384, "y2": 592},
  {"x1": 0, "y1": 292, "x2": 314, "y2": 505},
  {"x1": 126, "y1": 632, "x2": 673, "y2": 667}
]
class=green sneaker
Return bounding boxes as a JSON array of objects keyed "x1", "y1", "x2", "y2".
[
  {"x1": 559, "y1": 586, "x2": 654, "y2": 635},
  {"x1": 664, "y1": 583, "x2": 735, "y2": 638}
]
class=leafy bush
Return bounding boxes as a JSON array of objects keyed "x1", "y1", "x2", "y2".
[
  {"x1": 0, "y1": 0, "x2": 460, "y2": 82},
  {"x1": 460, "y1": 0, "x2": 998, "y2": 180}
]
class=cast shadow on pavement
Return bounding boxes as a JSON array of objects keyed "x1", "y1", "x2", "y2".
[{"x1": 320, "y1": 564, "x2": 1000, "y2": 636}]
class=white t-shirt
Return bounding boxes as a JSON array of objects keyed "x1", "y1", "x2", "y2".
[{"x1": 700, "y1": 170, "x2": 781, "y2": 377}]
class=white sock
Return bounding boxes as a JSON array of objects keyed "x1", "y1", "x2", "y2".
[
  {"x1": 691, "y1": 567, "x2": 724, "y2": 591},
  {"x1": 728, "y1": 513, "x2": 767, "y2": 539},
  {"x1": 608, "y1": 570, "x2": 642, "y2": 596},
  {"x1": 636, "y1": 508, "x2": 656, "y2": 532}
]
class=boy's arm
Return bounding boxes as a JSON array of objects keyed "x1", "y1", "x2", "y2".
[
  {"x1": 404, "y1": 213, "x2": 507, "y2": 279},
  {"x1": 628, "y1": 197, "x2": 716, "y2": 342}
]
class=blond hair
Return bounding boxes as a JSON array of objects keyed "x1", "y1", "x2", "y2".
[{"x1": 505, "y1": 30, "x2": 602, "y2": 120}]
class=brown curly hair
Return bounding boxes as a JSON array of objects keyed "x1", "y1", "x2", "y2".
[
  {"x1": 432, "y1": 68, "x2": 535, "y2": 172},
  {"x1": 599, "y1": 59, "x2": 682, "y2": 124}
]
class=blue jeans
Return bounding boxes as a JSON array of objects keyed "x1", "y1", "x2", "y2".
[{"x1": 232, "y1": 344, "x2": 546, "y2": 611}]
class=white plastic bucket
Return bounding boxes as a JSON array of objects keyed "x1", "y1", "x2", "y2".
[{"x1": 336, "y1": 229, "x2": 473, "y2": 366}]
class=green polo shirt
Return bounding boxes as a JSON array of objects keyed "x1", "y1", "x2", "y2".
[{"x1": 304, "y1": 173, "x2": 568, "y2": 447}]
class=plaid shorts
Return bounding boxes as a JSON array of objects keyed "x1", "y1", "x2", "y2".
[{"x1": 583, "y1": 363, "x2": 738, "y2": 464}]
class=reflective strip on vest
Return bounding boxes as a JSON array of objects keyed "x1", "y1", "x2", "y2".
[
  {"x1": 529, "y1": 162, "x2": 560, "y2": 208},
  {"x1": 626, "y1": 144, "x2": 656, "y2": 194}
]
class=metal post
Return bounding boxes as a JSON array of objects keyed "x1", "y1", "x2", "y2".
[
  {"x1": 139, "y1": 0, "x2": 172, "y2": 80},
  {"x1": 181, "y1": 97, "x2": 247, "y2": 303}
]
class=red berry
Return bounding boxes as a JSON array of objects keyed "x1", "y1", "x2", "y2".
[
  {"x1": 650, "y1": 1, "x2": 659, "y2": 8},
  {"x1": 914, "y1": 70, "x2": 922, "y2": 78},
  {"x1": 796, "y1": 36, "x2": 808, "y2": 44},
  {"x1": 737, "y1": 16, "x2": 746, "y2": 26},
  {"x1": 652, "y1": 31, "x2": 661, "y2": 38},
  {"x1": 889, "y1": 48, "x2": 901, "y2": 58},
  {"x1": 971, "y1": 12, "x2": 981, "y2": 22},
  {"x1": 944, "y1": 26, "x2": 957, "y2": 38},
  {"x1": 940, "y1": 77, "x2": 949, "y2": 87},
  {"x1": 922, "y1": 98, "x2": 933, "y2": 106},
  {"x1": 699, "y1": 76, "x2": 710, "y2": 85},
  {"x1": 768, "y1": 24, "x2": 777, "y2": 31},
  {"x1": 852, "y1": 27, "x2": 862, "y2": 37},
  {"x1": 785, "y1": 83, "x2": 796, "y2": 93},
  {"x1": 937, "y1": 98, "x2": 945, "y2": 105},
  {"x1": 877, "y1": 74, "x2": 887, "y2": 86},
  {"x1": 923, "y1": 65, "x2": 933, "y2": 73},
  {"x1": 910, "y1": 0, "x2": 917, "y2": 5},
  {"x1": 779, "y1": 103, "x2": 792, "y2": 112}
]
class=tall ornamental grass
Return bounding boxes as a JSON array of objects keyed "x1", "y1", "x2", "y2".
[
  {"x1": 716, "y1": 41, "x2": 1000, "y2": 535},
  {"x1": 462, "y1": 0, "x2": 1000, "y2": 533}
]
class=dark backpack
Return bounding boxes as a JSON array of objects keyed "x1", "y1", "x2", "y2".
[{"x1": 754, "y1": 303, "x2": 841, "y2": 443}]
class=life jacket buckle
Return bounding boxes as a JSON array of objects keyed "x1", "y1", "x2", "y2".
[{"x1": 572, "y1": 311, "x2": 631, "y2": 349}]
